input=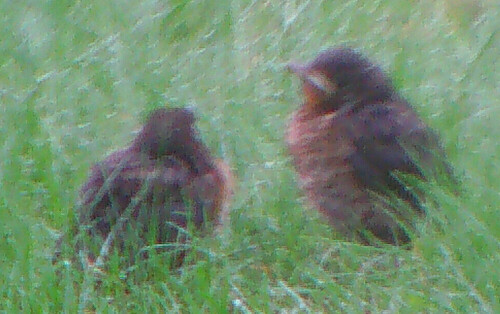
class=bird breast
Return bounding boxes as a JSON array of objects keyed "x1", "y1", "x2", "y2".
[{"x1": 286, "y1": 107, "x2": 372, "y2": 234}]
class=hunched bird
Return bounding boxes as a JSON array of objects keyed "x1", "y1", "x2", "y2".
[{"x1": 56, "y1": 107, "x2": 232, "y2": 267}]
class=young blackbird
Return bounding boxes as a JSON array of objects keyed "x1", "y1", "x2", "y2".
[
  {"x1": 67, "y1": 107, "x2": 232, "y2": 266},
  {"x1": 286, "y1": 47, "x2": 453, "y2": 245}
]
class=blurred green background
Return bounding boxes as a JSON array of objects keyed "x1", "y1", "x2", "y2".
[{"x1": 1, "y1": 0, "x2": 498, "y2": 312}]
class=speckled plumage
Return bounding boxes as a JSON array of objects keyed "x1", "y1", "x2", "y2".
[
  {"x1": 287, "y1": 47, "x2": 451, "y2": 245},
  {"x1": 76, "y1": 108, "x2": 232, "y2": 264}
]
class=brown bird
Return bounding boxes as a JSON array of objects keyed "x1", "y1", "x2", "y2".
[
  {"x1": 67, "y1": 107, "x2": 232, "y2": 267},
  {"x1": 286, "y1": 47, "x2": 453, "y2": 245}
]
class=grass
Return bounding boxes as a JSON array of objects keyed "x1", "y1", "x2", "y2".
[{"x1": 1, "y1": 0, "x2": 499, "y2": 312}]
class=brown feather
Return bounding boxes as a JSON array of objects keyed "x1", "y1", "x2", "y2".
[
  {"x1": 57, "y1": 108, "x2": 232, "y2": 267},
  {"x1": 287, "y1": 47, "x2": 453, "y2": 245}
]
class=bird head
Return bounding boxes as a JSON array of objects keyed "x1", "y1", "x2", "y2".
[
  {"x1": 136, "y1": 107, "x2": 197, "y2": 157},
  {"x1": 288, "y1": 47, "x2": 394, "y2": 109}
]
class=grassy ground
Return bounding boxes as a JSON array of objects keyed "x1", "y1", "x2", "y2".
[{"x1": 1, "y1": 0, "x2": 499, "y2": 312}]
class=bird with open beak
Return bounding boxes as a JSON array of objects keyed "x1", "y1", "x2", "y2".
[
  {"x1": 286, "y1": 47, "x2": 453, "y2": 245},
  {"x1": 56, "y1": 107, "x2": 232, "y2": 268}
]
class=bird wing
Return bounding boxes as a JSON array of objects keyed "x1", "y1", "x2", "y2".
[
  {"x1": 78, "y1": 150, "x2": 190, "y2": 231},
  {"x1": 346, "y1": 102, "x2": 445, "y2": 213}
]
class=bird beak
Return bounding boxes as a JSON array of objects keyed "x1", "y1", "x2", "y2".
[{"x1": 287, "y1": 62, "x2": 309, "y2": 78}]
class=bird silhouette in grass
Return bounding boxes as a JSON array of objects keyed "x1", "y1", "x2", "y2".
[
  {"x1": 286, "y1": 47, "x2": 456, "y2": 245},
  {"x1": 54, "y1": 107, "x2": 232, "y2": 269}
]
